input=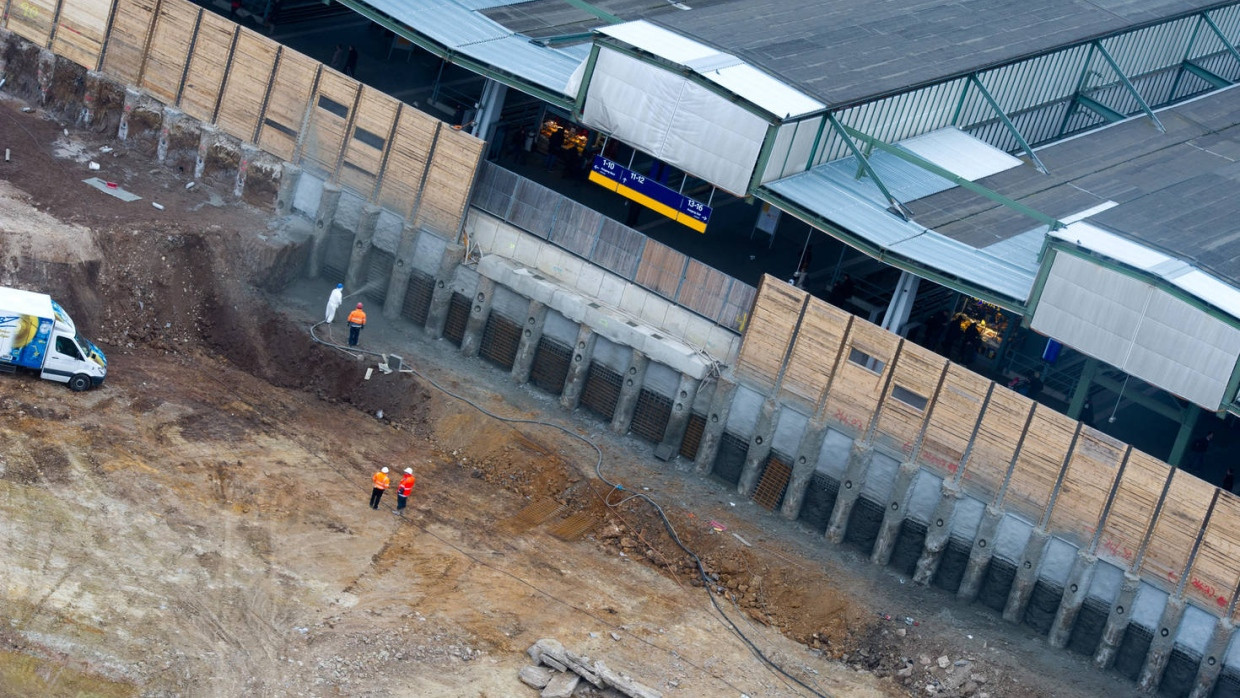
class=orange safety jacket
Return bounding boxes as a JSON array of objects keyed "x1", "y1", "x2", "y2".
[
  {"x1": 347, "y1": 309, "x2": 367, "y2": 327},
  {"x1": 397, "y1": 474, "x2": 415, "y2": 497},
  {"x1": 372, "y1": 471, "x2": 390, "y2": 490}
]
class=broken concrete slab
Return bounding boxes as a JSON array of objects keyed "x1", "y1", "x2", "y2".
[
  {"x1": 540, "y1": 672, "x2": 579, "y2": 698},
  {"x1": 519, "y1": 665, "x2": 554, "y2": 689},
  {"x1": 594, "y1": 660, "x2": 663, "y2": 698},
  {"x1": 83, "y1": 177, "x2": 141, "y2": 202}
]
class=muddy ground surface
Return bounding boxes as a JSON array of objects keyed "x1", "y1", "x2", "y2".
[{"x1": 0, "y1": 94, "x2": 1135, "y2": 697}]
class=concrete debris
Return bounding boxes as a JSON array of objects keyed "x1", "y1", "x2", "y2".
[
  {"x1": 540, "y1": 672, "x2": 579, "y2": 698},
  {"x1": 525, "y1": 639, "x2": 662, "y2": 698},
  {"x1": 20, "y1": 107, "x2": 32, "y2": 113},
  {"x1": 89, "y1": 161, "x2": 100, "y2": 170},
  {"x1": 519, "y1": 666, "x2": 553, "y2": 689},
  {"x1": 610, "y1": 632, "x2": 620, "y2": 641},
  {"x1": 152, "y1": 202, "x2": 165, "y2": 210},
  {"x1": 936, "y1": 656, "x2": 949, "y2": 669}
]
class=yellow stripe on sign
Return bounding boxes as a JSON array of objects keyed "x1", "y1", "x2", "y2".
[
  {"x1": 588, "y1": 170, "x2": 619, "y2": 192},
  {"x1": 676, "y1": 213, "x2": 708, "y2": 233},
  {"x1": 616, "y1": 183, "x2": 679, "y2": 221}
]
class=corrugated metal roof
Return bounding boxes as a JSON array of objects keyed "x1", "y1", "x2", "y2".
[
  {"x1": 899, "y1": 128, "x2": 1022, "y2": 182},
  {"x1": 981, "y1": 227, "x2": 1047, "y2": 270}
]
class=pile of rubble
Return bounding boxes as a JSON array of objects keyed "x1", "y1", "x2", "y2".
[{"x1": 519, "y1": 639, "x2": 662, "y2": 698}]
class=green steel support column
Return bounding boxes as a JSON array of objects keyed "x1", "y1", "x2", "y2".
[
  {"x1": 1183, "y1": 62, "x2": 1232, "y2": 88},
  {"x1": 1094, "y1": 40, "x2": 1165, "y2": 133},
  {"x1": 804, "y1": 115, "x2": 828, "y2": 171},
  {"x1": 1057, "y1": 44, "x2": 1096, "y2": 139},
  {"x1": 967, "y1": 75, "x2": 1046, "y2": 174},
  {"x1": 1168, "y1": 403, "x2": 1201, "y2": 467},
  {"x1": 1067, "y1": 357, "x2": 1099, "y2": 420},
  {"x1": 1220, "y1": 357, "x2": 1240, "y2": 416},
  {"x1": 1203, "y1": 12, "x2": 1240, "y2": 67},
  {"x1": 950, "y1": 78, "x2": 970, "y2": 126},
  {"x1": 827, "y1": 114, "x2": 909, "y2": 219},
  {"x1": 1169, "y1": 17, "x2": 1205, "y2": 99},
  {"x1": 571, "y1": 44, "x2": 601, "y2": 122},
  {"x1": 746, "y1": 122, "x2": 782, "y2": 194},
  {"x1": 1077, "y1": 95, "x2": 1126, "y2": 123}
]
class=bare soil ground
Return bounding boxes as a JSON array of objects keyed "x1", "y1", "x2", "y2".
[{"x1": 0, "y1": 94, "x2": 1134, "y2": 697}]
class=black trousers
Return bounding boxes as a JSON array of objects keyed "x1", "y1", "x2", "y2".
[
  {"x1": 370, "y1": 487, "x2": 385, "y2": 509},
  {"x1": 349, "y1": 324, "x2": 362, "y2": 346},
  {"x1": 397, "y1": 494, "x2": 408, "y2": 511}
]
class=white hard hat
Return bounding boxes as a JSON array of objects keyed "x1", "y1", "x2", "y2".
[
  {"x1": 381, "y1": 467, "x2": 389, "y2": 473},
  {"x1": 404, "y1": 468, "x2": 413, "y2": 475}
]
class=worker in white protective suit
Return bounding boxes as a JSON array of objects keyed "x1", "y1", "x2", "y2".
[{"x1": 325, "y1": 283, "x2": 344, "y2": 323}]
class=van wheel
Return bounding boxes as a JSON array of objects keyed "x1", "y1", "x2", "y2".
[{"x1": 68, "y1": 374, "x2": 91, "y2": 392}]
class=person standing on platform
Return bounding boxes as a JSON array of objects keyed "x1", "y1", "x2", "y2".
[
  {"x1": 545, "y1": 128, "x2": 565, "y2": 171},
  {"x1": 347, "y1": 302, "x2": 367, "y2": 347},
  {"x1": 1222, "y1": 467, "x2": 1234, "y2": 494},
  {"x1": 330, "y1": 44, "x2": 345, "y2": 71},
  {"x1": 369, "y1": 467, "x2": 390, "y2": 509},
  {"x1": 344, "y1": 45, "x2": 359, "y2": 77},
  {"x1": 1186, "y1": 431, "x2": 1214, "y2": 473}
]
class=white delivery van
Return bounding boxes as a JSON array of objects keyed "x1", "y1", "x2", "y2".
[{"x1": 0, "y1": 286, "x2": 107, "y2": 390}]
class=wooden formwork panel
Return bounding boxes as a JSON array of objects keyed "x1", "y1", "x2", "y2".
[
  {"x1": 1098, "y1": 450, "x2": 1168, "y2": 569},
  {"x1": 1003, "y1": 404, "x2": 1076, "y2": 524},
  {"x1": 53, "y1": 0, "x2": 112, "y2": 69},
  {"x1": 214, "y1": 29, "x2": 276, "y2": 142},
  {"x1": 919, "y1": 365, "x2": 988, "y2": 478},
  {"x1": 7, "y1": 0, "x2": 58, "y2": 48},
  {"x1": 413, "y1": 126, "x2": 483, "y2": 236},
  {"x1": 736, "y1": 276, "x2": 805, "y2": 392},
  {"x1": 822, "y1": 319, "x2": 897, "y2": 439},
  {"x1": 257, "y1": 48, "x2": 316, "y2": 161},
  {"x1": 959, "y1": 385, "x2": 1029, "y2": 505},
  {"x1": 101, "y1": 0, "x2": 156, "y2": 84},
  {"x1": 139, "y1": 0, "x2": 197, "y2": 104},
  {"x1": 678, "y1": 260, "x2": 730, "y2": 322},
  {"x1": 721, "y1": 281, "x2": 757, "y2": 332},
  {"x1": 338, "y1": 87, "x2": 398, "y2": 196},
  {"x1": 874, "y1": 342, "x2": 946, "y2": 458},
  {"x1": 177, "y1": 11, "x2": 232, "y2": 122},
  {"x1": 634, "y1": 239, "x2": 687, "y2": 299},
  {"x1": 1141, "y1": 471, "x2": 1214, "y2": 592},
  {"x1": 299, "y1": 68, "x2": 356, "y2": 174},
  {"x1": 779, "y1": 297, "x2": 849, "y2": 409},
  {"x1": 1047, "y1": 427, "x2": 1124, "y2": 548},
  {"x1": 376, "y1": 107, "x2": 437, "y2": 216},
  {"x1": 1189, "y1": 493, "x2": 1240, "y2": 616}
]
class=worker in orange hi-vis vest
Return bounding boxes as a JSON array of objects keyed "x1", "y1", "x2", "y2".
[
  {"x1": 347, "y1": 302, "x2": 367, "y2": 347},
  {"x1": 395, "y1": 468, "x2": 416, "y2": 516},
  {"x1": 369, "y1": 467, "x2": 390, "y2": 510}
]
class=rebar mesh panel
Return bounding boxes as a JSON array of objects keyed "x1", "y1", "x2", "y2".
[
  {"x1": 502, "y1": 498, "x2": 565, "y2": 533},
  {"x1": 752, "y1": 454, "x2": 792, "y2": 511},
  {"x1": 365, "y1": 250, "x2": 395, "y2": 305},
  {"x1": 549, "y1": 511, "x2": 599, "y2": 541},
  {"x1": 401, "y1": 272, "x2": 434, "y2": 326},
  {"x1": 581, "y1": 363, "x2": 623, "y2": 422},
  {"x1": 630, "y1": 389, "x2": 672, "y2": 443},
  {"x1": 680, "y1": 413, "x2": 706, "y2": 460},
  {"x1": 712, "y1": 432, "x2": 748, "y2": 487},
  {"x1": 530, "y1": 338, "x2": 571, "y2": 395},
  {"x1": 443, "y1": 293, "x2": 470, "y2": 347},
  {"x1": 322, "y1": 228, "x2": 352, "y2": 283},
  {"x1": 479, "y1": 314, "x2": 521, "y2": 371},
  {"x1": 1114, "y1": 624, "x2": 1154, "y2": 682},
  {"x1": 798, "y1": 473, "x2": 839, "y2": 533},
  {"x1": 1212, "y1": 669, "x2": 1240, "y2": 698}
]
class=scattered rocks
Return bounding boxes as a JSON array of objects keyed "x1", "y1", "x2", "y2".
[{"x1": 524, "y1": 638, "x2": 663, "y2": 698}]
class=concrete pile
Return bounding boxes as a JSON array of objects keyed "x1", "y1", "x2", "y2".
[{"x1": 520, "y1": 638, "x2": 662, "y2": 698}]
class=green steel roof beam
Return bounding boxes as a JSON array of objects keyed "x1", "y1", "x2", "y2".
[
  {"x1": 1076, "y1": 94, "x2": 1126, "y2": 123},
  {"x1": 334, "y1": 0, "x2": 576, "y2": 111},
  {"x1": 827, "y1": 114, "x2": 909, "y2": 220},
  {"x1": 1203, "y1": 11, "x2": 1240, "y2": 68},
  {"x1": 561, "y1": 0, "x2": 623, "y2": 23},
  {"x1": 1094, "y1": 40, "x2": 1165, "y2": 133},
  {"x1": 571, "y1": 43, "x2": 601, "y2": 122},
  {"x1": 1184, "y1": 61, "x2": 1232, "y2": 88},
  {"x1": 967, "y1": 74, "x2": 1047, "y2": 174},
  {"x1": 837, "y1": 122, "x2": 1063, "y2": 230}
]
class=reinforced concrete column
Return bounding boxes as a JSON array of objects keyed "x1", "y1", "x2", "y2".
[
  {"x1": 117, "y1": 87, "x2": 141, "y2": 141},
  {"x1": 825, "y1": 443, "x2": 874, "y2": 544},
  {"x1": 610, "y1": 351, "x2": 649, "y2": 434},
  {"x1": 781, "y1": 420, "x2": 829, "y2": 520},
  {"x1": 511, "y1": 301, "x2": 547, "y2": 384},
  {"x1": 694, "y1": 377, "x2": 739, "y2": 475},
  {"x1": 276, "y1": 162, "x2": 301, "y2": 216},
  {"x1": 1003, "y1": 528, "x2": 1051, "y2": 622},
  {"x1": 560, "y1": 326, "x2": 597, "y2": 411},
  {"x1": 156, "y1": 108, "x2": 182, "y2": 163},
  {"x1": 913, "y1": 480, "x2": 961, "y2": 585},
  {"x1": 654, "y1": 373, "x2": 702, "y2": 461},
  {"x1": 1095, "y1": 572, "x2": 1143, "y2": 668},
  {"x1": 344, "y1": 204, "x2": 381, "y2": 292},
  {"x1": 957, "y1": 505, "x2": 1004, "y2": 602},
  {"x1": 1139, "y1": 596, "x2": 1187, "y2": 692},
  {"x1": 459, "y1": 277, "x2": 496, "y2": 358},
  {"x1": 233, "y1": 144, "x2": 258, "y2": 199},
  {"x1": 1049, "y1": 551, "x2": 1098, "y2": 648},
  {"x1": 1190, "y1": 619, "x2": 1233, "y2": 698},
  {"x1": 871, "y1": 461, "x2": 920, "y2": 566},
  {"x1": 425, "y1": 242, "x2": 464, "y2": 338},
  {"x1": 383, "y1": 224, "x2": 423, "y2": 320},
  {"x1": 193, "y1": 124, "x2": 215, "y2": 179},
  {"x1": 306, "y1": 183, "x2": 343, "y2": 279},
  {"x1": 737, "y1": 399, "x2": 780, "y2": 496}
]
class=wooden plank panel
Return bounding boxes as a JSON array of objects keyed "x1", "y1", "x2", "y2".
[
  {"x1": 721, "y1": 282, "x2": 756, "y2": 332},
  {"x1": 919, "y1": 365, "x2": 988, "y2": 478},
  {"x1": 376, "y1": 107, "x2": 437, "y2": 215},
  {"x1": 874, "y1": 342, "x2": 946, "y2": 458},
  {"x1": 338, "y1": 87, "x2": 398, "y2": 196},
  {"x1": 214, "y1": 28, "x2": 276, "y2": 142},
  {"x1": 256, "y1": 47, "x2": 316, "y2": 161},
  {"x1": 1098, "y1": 450, "x2": 1168, "y2": 569},
  {"x1": 101, "y1": 0, "x2": 156, "y2": 84},
  {"x1": 634, "y1": 239, "x2": 686, "y2": 299},
  {"x1": 1189, "y1": 494, "x2": 1240, "y2": 616},
  {"x1": 735, "y1": 276, "x2": 805, "y2": 391},
  {"x1": 300, "y1": 69, "x2": 358, "y2": 175},
  {"x1": 959, "y1": 385, "x2": 1030, "y2": 504},
  {"x1": 7, "y1": 0, "x2": 57, "y2": 47},
  {"x1": 414, "y1": 127, "x2": 484, "y2": 235},
  {"x1": 779, "y1": 297, "x2": 849, "y2": 409},
  {"x1": 1047, "y1": 427, "x2": 1124, "y2": 547},
  {"x1": 178, "y1": 11, "x2": 232, "y2": 122},
  {"x1": 1142, "y1": 472, "x2": 1214, "y2": 592},
  {"x1": 53, "y1": 0, "x2": 112, "y2": 69},
  {"x1": 822, "y1": 319, "x2": 898, "y2": 439},
  {"x1": 139, "y1": 0, "x2": 197, "y2": 104},
  {"x1": 1002, "y1": 404, "x2": 1075, "y2": 523},
  {"x1": 677, "y1": 260, "x2": 729, "y2": 322}
]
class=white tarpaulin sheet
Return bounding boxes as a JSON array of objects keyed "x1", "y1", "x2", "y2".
[
  {"x1": 1031, "y1": 252, "x2": 1240, "y2": 409},
  {"x1": 581, "y1": 47, "x2": 768, "y2": 195}
]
